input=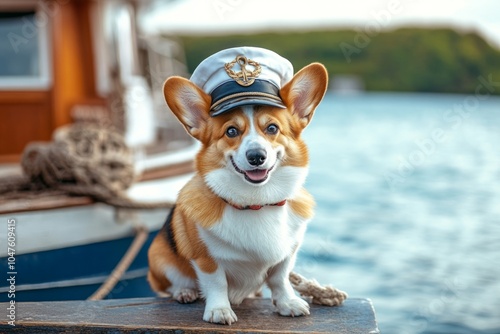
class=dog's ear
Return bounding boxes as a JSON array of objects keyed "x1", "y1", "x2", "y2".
[
  {"x1": 280, "y1": 63, "x2": 328, "y2": 129},
  {"x1": 163, "y1": 76, "x2": 211, "y2": 140}
]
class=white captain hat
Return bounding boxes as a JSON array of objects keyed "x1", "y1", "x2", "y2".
[{"x1": 190, "y1": 46, "x2": 294, "y2": 116}]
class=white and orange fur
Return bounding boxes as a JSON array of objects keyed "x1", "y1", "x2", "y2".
[{"x1": 148, "y1": 62, "x2": 328, "y2": 325}]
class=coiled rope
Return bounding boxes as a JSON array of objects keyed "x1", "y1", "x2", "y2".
[{"x1": 0, "y1": 124, "x2": 174, "y2": 209}]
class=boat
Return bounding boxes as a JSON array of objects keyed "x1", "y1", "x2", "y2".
[{"x1": 0, "y1": 0, "x2": 195, "y2": 302}]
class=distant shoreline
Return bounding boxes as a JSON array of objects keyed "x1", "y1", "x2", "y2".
[{"x1": 174, "y1": 27, "x2": 500, "y2": 96}]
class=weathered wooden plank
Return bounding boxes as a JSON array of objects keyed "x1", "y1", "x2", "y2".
[
  {"x1": 1, "y1": 297, "x2": 379, "y2": 333},
  {"x1": 0, "y1": 195, "x2": 94, "y2": 214}
]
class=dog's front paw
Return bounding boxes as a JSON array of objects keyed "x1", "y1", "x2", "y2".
[
  {"x1": 173, "y1": 288, "x2": 198, "y2": 304},
  {"x1": 203, "y1": 307, "x2": 238, "y2": 325},
  {"x1": 274, "y1": 297, "x2": 310, "y2": 317}
]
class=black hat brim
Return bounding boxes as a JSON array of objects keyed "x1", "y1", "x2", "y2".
[
  {"x1": 210, "y1": 96, "x2": 286, "y2": 117},
  {"x1": 209, "y1": 79, "x2": 286, "y2": 117}
]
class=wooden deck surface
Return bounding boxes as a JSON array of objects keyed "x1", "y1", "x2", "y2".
[{"x1": 1, "y1": 297, "x2": 378, "y2": 333}]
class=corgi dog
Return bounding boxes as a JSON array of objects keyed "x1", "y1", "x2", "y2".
[{"x1": 148, "y1": 47, "x2": 328, "y2": 325}]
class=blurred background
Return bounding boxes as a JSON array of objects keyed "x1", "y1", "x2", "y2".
[{"x1": 1, "y1": 0, "x2": 499, "y2": 333}]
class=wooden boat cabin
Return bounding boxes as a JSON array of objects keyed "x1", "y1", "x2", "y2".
[{"x1": 0, "y1": 0, "x2": 192, "y2": 164}]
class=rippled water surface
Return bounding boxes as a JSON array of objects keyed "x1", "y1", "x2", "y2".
[{"x1": 296, "y1": 92, "x2": 500, "y2": 334}]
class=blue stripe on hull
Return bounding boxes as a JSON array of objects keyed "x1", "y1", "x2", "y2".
[
  {"x1": 6, "y1": 276, "x2": 157, "y2": 302},
  {"x1": 1, "y1": 231, "x2": 159, "y2": 302}
]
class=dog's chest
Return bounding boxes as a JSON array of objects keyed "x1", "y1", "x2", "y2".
[{"x1": 198, "y1": 205, "x2": 307, "y2": 265}]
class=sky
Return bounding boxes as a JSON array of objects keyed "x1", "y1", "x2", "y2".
[{"x1": 141, "y1": 0, "x2": 500, "y2": 49}]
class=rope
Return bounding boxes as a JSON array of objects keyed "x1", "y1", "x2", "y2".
[
  {"x1": 0, "y1": 124, "x2": 174, "y2": 209},
  {"x1": 289, "y1": 271, "x2": 348, "y2": 306},
  {"x1": 88, "y1": 225, "x2": 149, "y2": 301}
]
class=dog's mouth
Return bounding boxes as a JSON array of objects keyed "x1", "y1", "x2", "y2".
[{"x1": 230, "y1": 156, "x2": 274, "y2": 184}]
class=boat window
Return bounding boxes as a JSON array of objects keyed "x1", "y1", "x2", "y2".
[{"x1": 0, "y1": 10, "x2": 51, "y2": 90}]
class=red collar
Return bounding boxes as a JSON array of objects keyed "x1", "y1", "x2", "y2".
[{"x1": 222, "y1": 198, "x2": 287, "y2": 210}]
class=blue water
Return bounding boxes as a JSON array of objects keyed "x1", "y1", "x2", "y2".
[{"x1": 297, "y1": 92, "x2": 500, "y2": 334}]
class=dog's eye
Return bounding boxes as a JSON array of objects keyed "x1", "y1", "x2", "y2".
[
  {"x1": 226, "y1": 126, "x2": 239, "y2": 138},
  {"x1": 266, "y1": 124, "x2": 279, "y2": 135}
]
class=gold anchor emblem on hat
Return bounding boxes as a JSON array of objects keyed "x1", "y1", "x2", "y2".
[{"x1": 224, "y1": 55, "x2": 262, "y2": 86}]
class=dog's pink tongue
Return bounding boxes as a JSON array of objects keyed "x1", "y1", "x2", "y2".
[{"x1": 245, "y1": 169, "x2": 268, "y2": 181}]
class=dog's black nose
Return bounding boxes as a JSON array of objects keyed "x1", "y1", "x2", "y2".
[{"x1": 246, "y1": 149, "x2": 267, "y2": 166}]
